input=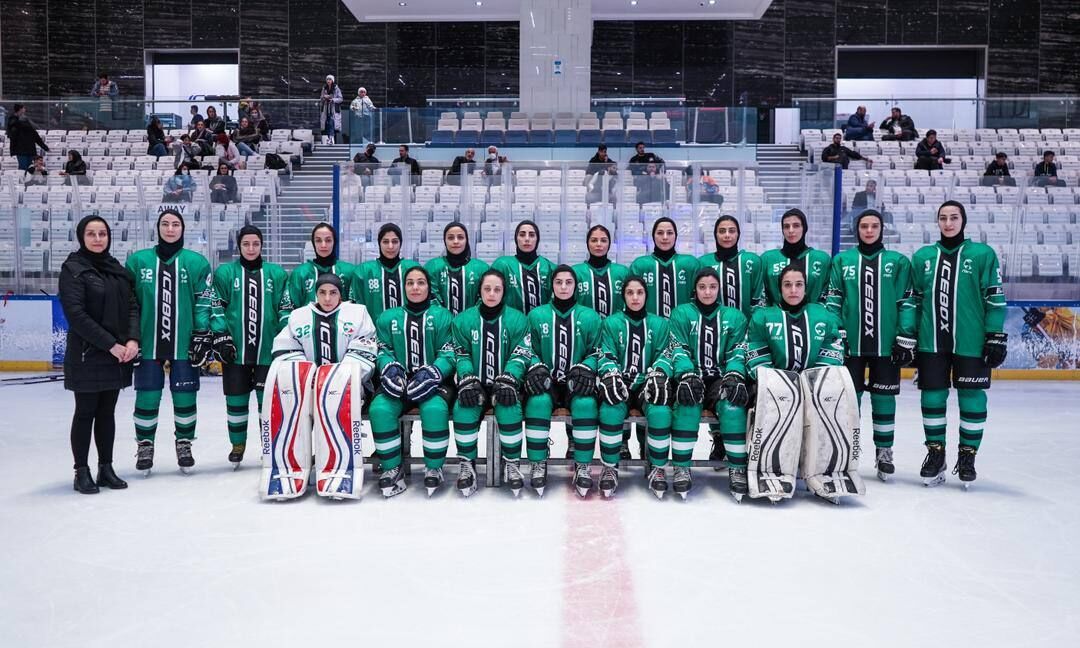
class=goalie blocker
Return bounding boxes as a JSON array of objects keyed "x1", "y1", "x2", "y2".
[{"x1": 747, "y1": 366, "x2": 865, "y2": 503}]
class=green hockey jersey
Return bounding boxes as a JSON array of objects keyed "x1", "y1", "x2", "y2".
[
  {"x1": 745, "y1": 304, "x2": 845, "y2": 379},
  {"x1": 286, "y1": 259, "x2": 356, "y2": 308},
  {"x1": 597, "y1": 312, "x2": 675, "y2": 390},
  {"x1": 375, "y1": 303, "x2": 456, "y2": 376},
  {"x1": 126, "y1": 247, "x2": 212, "y2": 361},
  {"x1": 452, "y1": 305, "x2": 533, "y2": 386},
  {"x1": 526, "y1": 302, "x2": 603, "y2": 381},
  {"x1": 209, "y1": 260, "x2": 293, "y2": 365},
  {"x1": 911, "y1": 240, "x2": 1005, "y2": 356},
  {"x1": 760, "y1": 247, "x2": 832, "y2": 306},
  {"x1": 697, "y1": 250, "x2": 766, "y2": 318},
  {"x1": 825, "y1": 247, "x2": 916, "y2": 357},
  {"x1": 490, "y1": 254, "x2": 556, "y2": 314},
  {"x1": 424, "y1": 256, "x2": 489, "y2": 315},
  {"x1": 666, "y1": 303, "x2": 748, "y2": 379},
  {"x1": 629, "y1": 253, "x2": 701, "y2": 318},
  {"x1": 350, "y1": 258, "x2": 420, "y2": 321},
  {"x1": 572, "y1": 261, "x2": 629, "y2": 318}
]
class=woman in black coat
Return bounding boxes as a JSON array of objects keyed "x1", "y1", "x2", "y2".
[{"x1": 59, "y1": 216, "x2": 141, "y2": 493}]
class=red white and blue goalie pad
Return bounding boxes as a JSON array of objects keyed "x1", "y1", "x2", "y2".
[
  {"x1": 260, "y1": 359, "x2": 315, "y2": 500},
  {"x1": 313, "y1": 362, "x2": 366, "y2": 499}
]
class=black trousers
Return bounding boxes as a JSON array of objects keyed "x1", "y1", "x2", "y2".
[{"x1": 70, "y1": 390, "x2": 120, "y2": 468}]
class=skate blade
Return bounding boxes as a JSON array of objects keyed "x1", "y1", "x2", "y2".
[
  {"x1": 732, "y1": 492, "x2": 744, "y2": 503},
  {"x1": 140, "y1": 469, "x2": 152, "y2": 477},
  {"x1": 678, "y1": 491, "x2": 688, "y2": 500},
  {"x1": 534, "y1": 486, "x2": 545, "y2": 498},
  {"x1": 652, "y1": 488, "x2": 665, "y2": 500},
  {"x1": 961, "y1": 482, "x2": 972, "y2": 491},
  {"x1": 459, "y1": 485, "x2": 477, "y2": 498},
  {"x1": 601, "y1": 488, "x2": 615, "y2": 498},
  {"x1": 923, "y1": 473, "x2": 946, "y2": 487},
  {"x1": 381, "y1": 484, "x2": 406, "y2": 498},
  {"x1": 426, "y1": 486, "x2": 437, "y2": 497},
  {"x1": 231, "y1": 462, "x2": 241, "y2": 471},
  {"x1": 575, "y1": 485, "x2": 589, "y2": 498},
  {"x1": 767, "y1": 495, "x2": 782, "y2": 504},
  {"x1": 179, "y1": 466, "x2": 193, "y2": 475},
  {"x1": 877, "y1": 471, "x2": 890, "y2": 482},
  {"x1": 510, "y1": 487, "x2": 522, "y2": 498}
]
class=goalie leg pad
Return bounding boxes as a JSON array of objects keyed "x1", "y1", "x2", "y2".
[
  {"x1": 260, "y1": 359, "x2": 315, "y2": 500},
  {"x1": 313, "y1": 362, "x2": 366, "y2": 499},
  {"x1": 746, "y1": 368, "x2": 803, "y2": 501},
  {"x1": 799, "y1": 366, "x2": 866, "y2": 500}
]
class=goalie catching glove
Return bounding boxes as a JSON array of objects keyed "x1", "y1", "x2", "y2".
[
  {"x1": 642, "y1": 370, "x2": 672, "y2": 406},
  {"x1": 675, "y1": 372, "x2": 705, "y2": 405},
  {"x1": 523, "y1": 364, "x2": 552, "y2": 396},
  {"x1": 380, "y1": 362, "x2": 407, "y2": 399},
  {"x1": 566, "y1": 364, "x2": 598, "y2": 397},
  {"x1": 599, "y1": 371, "x2": 628, "y2": 405},
  {"x1": 405, "y1": 365, "x2": 442, "y2": 403},
  {"x1": 189, "y1": 331, "x2": 214, "y2": 368},
  {"x1": 213, "y1": 331, "x2": 237, "y2": 365}
]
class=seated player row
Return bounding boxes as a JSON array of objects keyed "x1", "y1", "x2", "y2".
[{"x1": 58, "y1": 203, "x2": 1007, "y2": 501}]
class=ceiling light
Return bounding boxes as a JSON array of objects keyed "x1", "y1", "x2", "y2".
[
  {"x1": 398, "y1": 2, "x2": 406, "y2": 5},
  {"x1": 475, "y1": 1, "x2": 483, "y2": 5},
  {"x1": 709, "y1": 0, "x2": 716, "y2": 4},
  {"x1": 630, "y1": 0, "x2": 637, "y2": 5}
]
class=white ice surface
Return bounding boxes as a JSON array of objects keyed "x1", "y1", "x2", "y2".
[{"x1": 1, "y1": 377, "x2": 1078, "y2": 648}]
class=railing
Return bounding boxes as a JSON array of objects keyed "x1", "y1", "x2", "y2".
[{"x1": 793, "y1": 96, "x2": 1080, "y2": 132}]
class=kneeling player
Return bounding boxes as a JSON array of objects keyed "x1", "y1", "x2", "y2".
[
  {"x1": 369, "y1": 267, "x2": 456, "y2": 497},
  {"x1": 260, "y1": 274, "x2": 377, "y2": 500}
]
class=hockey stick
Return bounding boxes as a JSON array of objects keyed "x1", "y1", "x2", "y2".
[{"x1": 0, "y1": 374, "x2": 63, "y2": 386}]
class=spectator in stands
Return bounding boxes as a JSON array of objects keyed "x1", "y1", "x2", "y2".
[
  {"x1": 350, "y1": 87, "x2": 376, "y2": 144},
  {"x1": 851, "y1": 179, "x2": 878, "y2": 212},
  {"x1": 585, "y1": 145, "x2": 617, "y2": 203},
  {"x1": 391, "y1": 144, "x2": 421, "y2": 184},
  {"x1": 188, "y1": 105, "x2": 204, "y2": 130},
  {"x1": 1034, "y1": 150, "x2": 1066, "y2": 187},
  {"x1": 238, "y1": 97, "x2": 252, "y2": 122},
  {"x1": 231, "y1": 116, "x2": 261, "y2": 156},
  {"x1": 210, "y1": 163, "x2": 239, "y2": 204},
  {"x1": 353, "y1": 143, "x2": 380, "y2": 184},
  {"x1": 843, "y1": 105, "x2": 875, "y2": 141},
  {"x1": 821, "y1": 132, "x2": 869, "y2": 169},
  {"x1": 448, "y1": 148, "x2": 478, "y2": 185},
  {"x1": 60, "y1": 150, "x2": 90, "y2": 186},
  {"x1": 215, "y1": 133, "x2": 245, "y2": 170},
  {"x1": 628, "y1": 141, "x2": 662, "y2": 175},
  {"x1": 204, "y1": 106, "x2": 226, "y2": 134},
  {"x1": 483, "y1": 146, "x2": 508, "y2": 186},
  {"x1": 247, "y1": 101, "x2": 269, "y2": 138},
  {"x1": 880, "y1": 107, "x2": 917, "y2": 141},
  {"x1": 171, "y1": 134, "x2": 200, "y2": 169},
  {"x1": 634, "y1": 162, "x2": 668, "y2": 204},
  {"x1": 320, "y1": 74, "x2": 343, "y2": 145},
  {"x1": 982, "y1": 152, "x2": 1015, "y2": 187},
  {"x1": 23, "y1": 155, "x2": 48, "y2": 186},
  {"x1": 89, "y1": 73, "x2": 118, "y2": 98},
  {"x1": 163, "y1": 162, "x2": 196, "y2": 202},
  {"x1": 189, "y1": 120, "x2": 214, "y2": 156},
  {"x1": 683, "y1": 166, "x2": 723, "y2": 206},
  {"x1": 7, "y1": 103, "x2": 49, "y2": 171},
  {"x1": 146, "y1": 117, "x2": 169, "y2": 157},
  {"x1": 914, "y1": 129, "x2": 950, "y2": 170}
]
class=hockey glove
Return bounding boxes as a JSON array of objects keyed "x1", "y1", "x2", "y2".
[
  {"x1": 891, "y1": 335, "x2": 916, "y2": 367},
  {"x1": 599, "y1": 371, "x2": 629, "y2": 405},
  {"x1": 719, "y1": 371, "x2": 749, "y2": 408},
  {"x1": 523, "y1": 364, "x2": 553, "y2": 396},
  {"x1": 983, "y1": 332, "x2": 1008, "y2": 369},
  {"x1": 642, "y1": 370, "x2": 672, "y2": 406},
  {"x1": 380, "y1": 362, "x2": 407, "y2": 399},
  {"x1": 456, "y1": 375, "x2": 484, "y2": 408},
  {"x1": 213, "y1": 331, "x2": 237, "y2": 365},
  {"x1": 188, "y1": 331, "x2": 214, "y2": 368},
  {"x1": 566, "y1": 364, "x2": 598, "y2": 397},
  {"x1": 675, "y1": 372, "x2": 705, "y2": 406},
  {"x1": 492, "y1": 373, "x2": 521, "y2": 406},
  {"x1": 405, "y1": 365, "x2": 443, "y2": 403}
]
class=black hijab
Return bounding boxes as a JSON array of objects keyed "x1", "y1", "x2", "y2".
[
  {"x1": 854, "y1": 210, "x2": 885, "y2": 256},
  {"x1": 443, "y1": 222, "x2": 471, "y2": 268},
  {"x1": 937, "y1": 200, "x2": 968, "y2": 249},
  {"x1": 586, "y1": 224, "x2": 612, "y2": 269},
  {"x1": 514, "y1": 220, "x2": 539, "y2": 265},
  {"x1": 236, "y1": 224, "x2": 264, "y2": 271},
  {"x1": 622, "y1": 276, "x2": 647, "y2": 321},
  {"x1": 155, "y1": 209, "x2": 185, "y2": 261},
  {"x1": 713, "y1": 215, "x2": 741, "y2": 263},
  {"x1": 404, "y1": 266, "x2": 432, "y2": 314},
  {"x1": 311, "y1": 222, "x2": 337, "y2": 267},
  {"x1": 551, "y1": 265, "x2": 577, "y2": 313},
  {"x1": 478, "y1": 269, "x2": 507, "y2": 320},
  {"x1": 780, "y1": 208, "x2": 808, "y2": 259},
  {"x1": 378, "y1": 223, "x2": 403, "y2": 269},
  {"x1": 777, "y1": 265, "x2": 808, "y2": 314},
  {"x1": 651, "y1": 217, "x2": 677, "y2": 262},
  {"x1": 74, "y1": 216, "x2": 129, "y2": 281},
  {"x1": 692, "y1": 267, "x2": 721, "y2": 317}
]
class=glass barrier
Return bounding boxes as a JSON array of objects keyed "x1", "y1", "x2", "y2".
[{"x1": 793, "y1": 96, "x2": 1080, "y2": 132}]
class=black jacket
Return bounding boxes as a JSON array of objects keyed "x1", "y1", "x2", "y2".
[
  {"x1": 984, "y1": 161, "x2": 1010, "y2": 177},
  {"x1": 880, "y1": 115, "x2": 917, "y2": 140},
  {"x1": 204, "y1": 115, "x2": 226, "y2": 134},
  {"x1": 393, "y1": 155, "x2": 421, "y2": 176},
  {"x1": 822, "y1": 143, "x2": 863, "y2": 162},
  {"x1": 628, "y1": 152, "x2": 663, "y2": 174},
  {"x1": 59, "y1": 252, "x2": 140, "y2": 392},
  {"x1": 915, "y1": 138, "x2": 947, "y2": 161},
  {"x1": 586, "y1": 154, "x2": 617, "y2": 177},
  {"x1": 1034, "y1": 161, "x2": 1059, "y2": 177},
  {"x1": 449, "y1": 156, "x2": 478, "y2": 175},
  {"x1": 7, "y1": 115, "x2": 48, "y2": 157}
]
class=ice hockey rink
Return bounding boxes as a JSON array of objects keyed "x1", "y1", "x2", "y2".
[{"x1": 1, "y1": 377, "x2": 1077, "y2": 648}]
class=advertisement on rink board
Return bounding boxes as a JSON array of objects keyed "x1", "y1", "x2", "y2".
[{"x1": 0, "y1": 295, "x2": 1075, "y2": 375}]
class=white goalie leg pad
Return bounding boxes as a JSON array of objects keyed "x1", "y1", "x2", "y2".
[
  {"x1": 799, "y1": 366, "x2": 866, "y2": 500},
  {"x1": 260, "y1": 359, "x2": 315, "y2": 500},
  {"x1": 313, "y1": 362, "x2": 366, "y2": 499},
  {"x1": 747, "y1": 368, "x2": 804, "y2": 501}
]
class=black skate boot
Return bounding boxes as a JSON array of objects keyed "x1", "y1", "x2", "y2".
[
  {"x1": 920, "y1": 442, "x2": 947, "y2": 487},
  {"x1": 619, "y1": 441, "x2": 632, "y2": 461},
  {"x1": 424, "y1": 467, "x2": 444, "y2": 497},
  {"x1": 647, "y1": 466, "x2": 668, "y2": 500},
  {"x1": 456, "y1": 459, "x2": 477, "y2": 497},
  {"x1": 673, "y1": 466, "x2": 692, "y2": 500},
  {"x1": 73, "y1": 466, "x2": 99, "y2": 494},
  {"x1": 599, "y1": 465, "x2": 618, "y2": 498},
  {"x1": 95, "y1": 463, "x2": 127, "y2": 490},
  {"x1": 531, "y1": 460, "x2": 548, "y2": 497},
  {"x1": 875, "y1": 447, "x2": 895, "y2": 482},
  {"x1": 709, "y1": 432, "x2": 726, "y2": 470},
  {"x1": 135, "y1": 440, "x2": 154, "y2": 475},
  {"x1": 228, "y1": 443, "x2": 245, "y2": 469},
  {"x1": 953, "y1": 446, "x2": 977, "y2": 488},
  {"x1": 728, "y1": 466, "x2": 748, "y2": 502},
  {"x1": 175, "y1": 439, "x2": 195, "y2": 473},
  {"x1": 504, "y1": 459, "x2": 525, "y2": 497},
  {"x1": 573, "y1": 462, "x2": 593, "y2": 498},
  {"x1": 378, "y1": 465, "x2": 407, "y2": 498}
]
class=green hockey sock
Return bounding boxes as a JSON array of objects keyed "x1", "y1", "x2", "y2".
[
  {"x1": 870, "y1": 393, "x2": 896, "y2": 448},
  {"x1": 225, "y1": 393, "x2": 251, "y2": 446},
  {"x1": 172, "y1": 391, "x2": 198, "y2": 440},
  {"x1": 134, "y1": 389, "x2": 162, "y2": 441},
  {"x1": 957, "y1": 389, "x2": 987, "y2": 450},
  {"x1": 921, "y1": 389, "x2": 948, "y2": 446}
]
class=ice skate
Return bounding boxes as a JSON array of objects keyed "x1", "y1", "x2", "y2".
[
  {"x1": 875, "y1": 447, "x2": 895, "y2": 482},
  {"x1": 673, "y1": 466, "x2": 692, "y2": 500},
  {"x1": 504, "y1": 459, "x2": 524, "y2": 497},
  {"x1": 135, "y1": 440, "x2": 154, "y2": 475},
  {"x1": 647, "y1": 466, "x2": 668, "y2": 500},
  {"x1": 599, "y1": 465, "x2": 618, "y2": 498},
  {"x1": 228, "y1": 443, "x2": 245, "y2": 469},
  {"x1": 175, "y1": 439, "x2": 195, "y2": 473},
  {"x1": 920, "y1": 442, "x2": 947, "y2": 487},
  {"x1": 424, "y1": 468, "x2": 444, "y2": 496},
  {"x1": 619, "y1": 441, "x2": 632, "y2": 461},
  {"x1": 573, "y1": 462, "x2": 593, "y2": 498},
  {"x1": 728, "y1": 466, "x2": 748, "y2": 503},
  {"x1": 709, "y1": 432, "x2": 725, "y2": 471},
  {"x1": 456, "y1": 459, "x2": 477, "y2": 497},
  {"x1": 953, "y1": 446, "x2": 977, "y2": 489},
  {"x1": 530, "y1": 460, "x2": 548, "y2": 497},
  {"x1": 378, "y1": 465, "x2": 406, "y2": 498}
]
